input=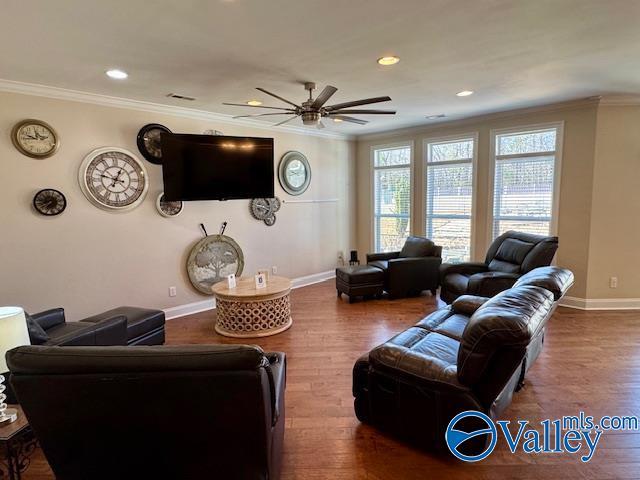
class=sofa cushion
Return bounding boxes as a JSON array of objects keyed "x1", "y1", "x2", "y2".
[
  {"x1": 451, "y1": 295, "x2": 491, "y2": 316},
  {"x1": 336, "y1": 265, "x2": 385, "y2": 284},
  {"x1": 399, "y1": 236, "x2": 435, "y2": 258},
  {"x1": 367, "y1": 260, "x2": 388, "y2": 272},
  {"x1": 442, "y1": 273, "x2": 469, "y2": 294},
  {"x1": 24, "y1": 312, "x2": 49, "y2": 345}
]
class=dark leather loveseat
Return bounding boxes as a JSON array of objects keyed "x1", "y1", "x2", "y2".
[
  {"x1": 8, "y1": 344, "x2": 286, "y2": 480},
  {"x1": 353, "y1": 266, "x2": 573, "y2": 454},
  {"x1": 439, "y1": 231, "x2": 558, "y2": 304}
]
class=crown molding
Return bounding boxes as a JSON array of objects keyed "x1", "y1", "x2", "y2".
[
  {"x1": 598, "y1": 95, "x2": 640, "y2": 106},
  {"x1": 356, "y1": 96, "x2": 601, "y2": 142},
  {"x1": 0, "y1": 79, "x2": 354, "y2": 141}
]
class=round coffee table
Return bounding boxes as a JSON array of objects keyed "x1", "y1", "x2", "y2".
[{"x1": 211, "y1": 276, "x2": 292, "y2": 338}]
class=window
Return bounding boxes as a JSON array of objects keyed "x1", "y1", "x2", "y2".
[
  {"x1": 425, "y1": 135, "x2": 476, "y2": 263},
  {"x1": 490, "y1": 124, "x2": 562, "y2": 239},
  {"x1": 372, "y1": 144, "x2": 412, "y2": 252}
]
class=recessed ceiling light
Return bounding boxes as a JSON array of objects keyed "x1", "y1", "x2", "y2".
[
  {"x1": 333, "y1": 118, "x2": 343, "y2": 123},
  {"x1": 426, "y1": 114, "x2": 446, "y2": 120},
  {"x1": 377, "y1": 56, "x2": 400, "y2": 66},
  {"x1": 247, "y1": 100, "x2": 262, "y2": 106},
  {"x1": 456, "y1": 90, "x2": 474, "y2": 97},
  {"x1": 106, "y1": 69, "x2": 128, "y2": 80}
]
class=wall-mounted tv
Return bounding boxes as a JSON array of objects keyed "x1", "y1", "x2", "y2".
[{"x1": 161, "y1": 133, "x2": 274, "y2": 201}]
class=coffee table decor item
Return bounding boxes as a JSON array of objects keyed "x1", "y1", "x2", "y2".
[
  {"x1": 278, "y1": 151, "x2": 311, "y2": 196},
  {"x1": 136, "y1": 123, "x2": 172, "y2": 164},
  {"x1": 212, "y1": 275, "x2": 292, "y2": 338},
  {"x1": 11, "y1": 119, "x2": 60, "y2": 159},
  {"x1": 78, "y1": 147, "x2": 149, "y2": 212},
  {"x1": 32, "y1": 189, "x2": 67, "y2": 216},
  {"x1": 156, "y1": 192, "x2": 183, "y2": 217},
  {"x1": 249, "y1": 197, "x2": 281, "y2": 226},
  {"x1": 187, "y1": 234, "x2": 245, "y2": 295}
]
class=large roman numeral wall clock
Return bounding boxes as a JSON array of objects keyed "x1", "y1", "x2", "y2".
[{"x1": 78, "y1": 147, "x2": 149, "y2": 211}]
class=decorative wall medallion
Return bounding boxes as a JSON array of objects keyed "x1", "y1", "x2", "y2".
[
  {"x1": 156, "y1": 192, "x2": 183, "y2": 217},
  {"x1": 187, "y1": 235, "x2": 245, "y2": 295},
  {"x1": 278, "y1": 151, "x2": 311, "y2": 195},
  {"x1": 136, "y1": 123, "x2": 172, "y2": 164},
  {"x1": 78, "y1": 147, "x2": 149, "y2": 212},
  {"x1": 250, "y1": 197, "x2": 281, "y2": 226},
  {"x1": 33, "y1": 189, "x2": 66, "y2": 216},
  {"x1": 11, "y1": 119, "x2": 60, "y2": 159}
]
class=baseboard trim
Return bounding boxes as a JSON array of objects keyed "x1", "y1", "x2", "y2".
[
  {"x1": 163, "y1": 270, "x2": 336, "y2": 320},
  {"x1": 559, "y1": 296, "x2": 640, "y2": 310}
]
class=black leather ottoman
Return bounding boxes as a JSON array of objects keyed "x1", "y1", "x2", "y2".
[
  {"x1": 82, "y1": 307, "x2": 165, "y2": 345},
  {"x1": 336, "y1": 266, "x2": 384, "y2": 303}
]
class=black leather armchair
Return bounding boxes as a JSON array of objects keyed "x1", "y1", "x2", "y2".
[
  {"x1": 439, "y1": 231, "x2": 558, "y2": 303},
  {"x1": 367, "y1": 236, "x2": 442, "y2": 298},
  {"x1": 8, "y1": 344, "x2": 286, "y2": 480}
]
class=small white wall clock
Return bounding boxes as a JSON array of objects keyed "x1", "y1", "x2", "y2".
[
  {"x1": 156, "y1": 192, "x2": 184, "y2": 217},
  {"x1": 78, "y1": 147, "x2": 149, "y2": 211}
]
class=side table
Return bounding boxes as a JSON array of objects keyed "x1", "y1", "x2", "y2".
[{"x1": 0, "y1": 406, "x2": 37, "y2": 480}]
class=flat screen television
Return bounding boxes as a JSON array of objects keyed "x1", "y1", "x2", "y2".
[{"x1": 161, "y1": 133, "x2": 274, "y2": 201}]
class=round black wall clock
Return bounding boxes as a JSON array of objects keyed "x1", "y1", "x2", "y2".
[
  {"x1": 137, "y1": 123, "x2": 172, "y2": 164},
  {"x1": 33, "y1": 189, "x2": 67, "y2": 216}
]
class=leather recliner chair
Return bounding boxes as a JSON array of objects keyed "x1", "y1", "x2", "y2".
[
  {"x1": 439, "y1": 230, "x2": 558, "y2": 304},
  {"x1": 353, "y1": 266, "x2": 573, "y2": 454},
  {"x1": 8, "y1": 344, "x2": 286, "y2": 480},
  {"x1": 367, "y1": 236, "x2": 442, "y2": 298}
]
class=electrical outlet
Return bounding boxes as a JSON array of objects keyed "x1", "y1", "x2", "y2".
[
  {"x1": 169, "y1": 286, "x2": 177, "y2": 297},
  {"x1": 610, "y1": 277, "x2": 618, "y2": 289},
  {"x1": 271, "y1": 266, "x2": 278, "y2": 274}
]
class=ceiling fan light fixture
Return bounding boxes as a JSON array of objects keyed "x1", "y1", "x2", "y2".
[
  {"x1": 302, "y1": 111, "x2": 321, "y2": 126},
  {"x1": 377, "y1": 56, "x2": 400, "y2": 66},
  {"x1": 246, "y1": 100, "x2": 262, "y2": 106}
]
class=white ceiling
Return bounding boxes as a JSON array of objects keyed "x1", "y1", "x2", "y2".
[{"x1": 1, "y1": 0, "x2": 639, "y2": 135}]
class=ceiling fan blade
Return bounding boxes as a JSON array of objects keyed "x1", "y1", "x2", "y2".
[
  {"x1": 330, "y1": 109, "x2": 396, "y2": 115},
  {"x1": 223, "y1": 102, "x2": 296, "y2": 111},
  {"x1": 232, "y1": 112, "x2": 295, "y2": 119},
  {"x1": 256, "y1": 87, "x2": 301, "y2": 108},
  {"x1": 316, "y1": 120, "x2": 325, "y2": 130},
  {"x1": 325, "y1": 96, "x2": 391, "y2": 111},
  {"x1": 311, "y1": 85, "x2": 338, "y2": 109},
  {"x1": 273, "y1": 116, "x2": 298, "y2": 127},
  {"x1": 330, "y1": 115, "x2": 368, "y2": 125}
]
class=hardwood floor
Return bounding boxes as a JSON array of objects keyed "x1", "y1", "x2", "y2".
[{"x1": 20, "y1": 280, "x2": 640, "y2": 479}]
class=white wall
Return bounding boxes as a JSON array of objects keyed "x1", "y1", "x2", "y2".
[{"x1": 0, "y1": 92, "x2": 356, "y2": 320}]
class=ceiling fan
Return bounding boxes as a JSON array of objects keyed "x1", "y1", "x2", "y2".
[{"x1": 223, "y1": 82, "x2": 395, "y2": 128}]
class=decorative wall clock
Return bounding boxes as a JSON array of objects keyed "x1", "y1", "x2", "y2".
[
  {"x1": 250, "y1": 197, "x2": 281, "y2": 226},
  {"x1": 78, "y1": 147, "x2": 149, "y2": 212},
  {"x1": 136, "y1": 123, "x2": 172, "y2": 164},
  {"x1": 278, "y1": 151, "x2": 311, "y2": 195},
  {"x1": 187, "y1": 235, "x2": 245, "y2": 295},
  {"x1": 33, "y1": 189, "x2": 66, "y2": 216},
  {"x1": 156, "y1": 192, "x2": 184, "y2": 217},
  {"x1": 12, "y1": 119, "x2": 60, "y2": 159}
]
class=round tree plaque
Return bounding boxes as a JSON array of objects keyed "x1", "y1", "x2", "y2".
[{"x1": 187, "y1": 235, "x2": 244, "y2": 295}]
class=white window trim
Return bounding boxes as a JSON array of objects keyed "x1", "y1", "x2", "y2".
[
  {"x1": 422, "y1": 132, "x2": 479, "y2": 261},
  {"x1": 370, "y1": 141, "x2": 414, "y2": 252},
  {"x1": 487, "y1": 121, "x2": 564, "y2": 247}
]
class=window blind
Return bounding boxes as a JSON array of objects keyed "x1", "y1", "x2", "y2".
[
  {"x1": 425, "y1": 138, "x2": 475, "y2": 263},
  {"x1": 373, "y1": 146, "x2": 411, "y2": 252}
]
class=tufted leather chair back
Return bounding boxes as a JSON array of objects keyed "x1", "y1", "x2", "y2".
[{"x1": 485, "y1": 231, "x2": 558, "y2": 274}]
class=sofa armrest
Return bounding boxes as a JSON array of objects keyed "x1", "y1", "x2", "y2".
[
  {"x1": 31, "y1": 308, "x2": 66, "y2": 330},
  {"x1": 265, "y1": 352, "x2": 286, "y2": 427},
  {"x1": 51, "y1": 316, "x2": 128, "y2": 346},
  {"x1": 433, "y1": 245, "x2": 443, "y2": 258},
  {"x1": 451, "y1": 295, "x2": 491, "y2": 316},
  {"x1": 366, "y1": 251, "x2": 400, "y2": 262},
  {"x1": 467, "y1": 271, "x2": 520, "y2": 297},
  {"x1": 439, "y1": 262, "x2": 488, "y2": 279}
]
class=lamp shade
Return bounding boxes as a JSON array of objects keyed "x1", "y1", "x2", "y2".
[{"x1": 0, "y1": 307, "x2": 30, "y2": 372}]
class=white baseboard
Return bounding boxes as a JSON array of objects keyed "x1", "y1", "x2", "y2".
[
  {"x1": 163, "y1": 270, "x2": 335, "y2": 320},
  {"x1": 560, "y1": 296, "x2": 640, "y2": 310}
]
